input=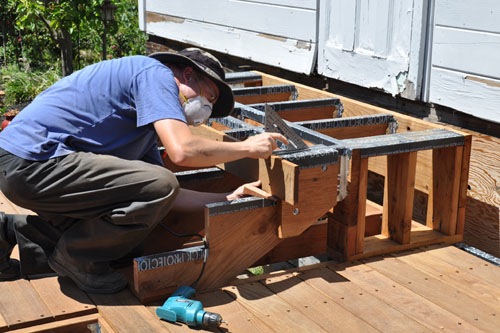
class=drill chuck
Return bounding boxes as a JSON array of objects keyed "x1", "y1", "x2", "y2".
[{"x1": 202, "y1": 311, "x2": 223, "y2": 329}]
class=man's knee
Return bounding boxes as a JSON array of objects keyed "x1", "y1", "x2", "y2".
[{"x1": 147, "y1": 166, "x2": 180, "y2": 209}]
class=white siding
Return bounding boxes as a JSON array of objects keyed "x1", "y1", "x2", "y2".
[
  {"x1": 139, "y1": 0, "x2": 318, "y2": 74},
  {"x1": 428, "y1": 0, "x2": 500, "y2": 122},
  {"x1": 138, "y1": 0, "x2": 500, "y2": 123}
]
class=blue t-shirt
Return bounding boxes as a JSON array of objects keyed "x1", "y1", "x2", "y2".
[{"x1": 0, "y1": 55, "x2": 186, "y2": 165}]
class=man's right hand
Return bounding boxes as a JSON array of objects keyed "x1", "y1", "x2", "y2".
[{"x1": 243, "y1": 132, "x2": 289, "y2": 159}]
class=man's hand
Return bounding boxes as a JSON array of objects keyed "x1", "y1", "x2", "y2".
[
  {"x1": 226, "y1": 180, "x2": 262, "y2": 201},
  {"x1": 243, "y1": 132, "x2": 289, "y2": 159}
]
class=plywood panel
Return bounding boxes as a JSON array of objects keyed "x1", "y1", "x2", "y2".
[{"x1": 462, "y1": 132, "x2": 500, "y2": 257}]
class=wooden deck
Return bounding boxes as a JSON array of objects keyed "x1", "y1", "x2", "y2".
[
  {"x1": 1, "y1": 193, "x2": 499, "y2": 332},
  {"x1": 2, "y1": 241, "x2": 499, "y2": 331}
]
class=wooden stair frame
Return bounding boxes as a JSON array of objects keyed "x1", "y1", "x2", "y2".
[
  {"x1": 328, "y1": 130, "x2": 471, "y2": 261},
  {"x1": 130, "y1": 71, "x2": 472, "y2": 303},
  {"x1": 133, "y1": 112, "x2": 342, "y2": 301}
]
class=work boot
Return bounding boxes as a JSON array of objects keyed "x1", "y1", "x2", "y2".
[
  {"x1": 110, "y1": 244, "x2": 144, "y2": 269},
  {"x1": 48, "y1": 248, "x2": 128, "y2": 294},
  {"x1": 0, "y1": 212, "x2": 20, "y2": 281}
]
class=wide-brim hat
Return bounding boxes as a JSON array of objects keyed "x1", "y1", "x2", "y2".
[{"x1": 149, "y1": 48, "x2": 234, "y2": 118}]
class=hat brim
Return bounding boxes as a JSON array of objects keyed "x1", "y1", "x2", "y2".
[{"x1": 149, "y1": 52, "x2": 234, "y2": 118}]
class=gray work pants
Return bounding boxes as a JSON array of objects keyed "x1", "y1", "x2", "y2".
[{"x1": 0, "y1": 148, "x2": 179, "y2": 277}]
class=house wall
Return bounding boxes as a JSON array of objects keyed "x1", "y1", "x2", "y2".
[
  {"x1": 138, "y1": 0, "x2": 317, "y2": 74},
  {"x1": 427, "y1": 0, "x2": 500, "y2": 123},
  {"x1": 138, "y1": 0, "x2": 500, "y2": 124}
]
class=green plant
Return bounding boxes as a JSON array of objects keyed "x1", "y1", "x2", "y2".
[{"x1": 0, "y1": 65, "x2": 60, "y2": 114}]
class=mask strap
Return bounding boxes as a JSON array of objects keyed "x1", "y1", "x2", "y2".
[{"x1": 180, "y1": 92, "x2": 189, "y2": 104}]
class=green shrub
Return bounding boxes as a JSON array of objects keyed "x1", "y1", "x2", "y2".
[{"x1": 0, "y1": 66, "x2": 61, "y2": 114}]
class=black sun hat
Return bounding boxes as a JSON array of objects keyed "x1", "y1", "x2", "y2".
[{"x1": 149, "y1": 48, "x2": 234, "y2": 118}]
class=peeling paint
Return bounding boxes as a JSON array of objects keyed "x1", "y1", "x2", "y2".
[
  {"x1": 395, "y1": 71, "x2": 409, "y2": 93},
  {"x1": 465, "y1": 75, "x2": 500, "y2": 88},
  {"x1": 401, "y1": 79, "x2": 416, "y2": 100},
  {"x1": 147, "y1": 12, "x2": 185, "y2": 24},
  {"x1": 257, "y1": 33, "x2": 287, "y2": 43},
  {"x1": 296, "y1": 40, "x2": 312, "y2": 50}
]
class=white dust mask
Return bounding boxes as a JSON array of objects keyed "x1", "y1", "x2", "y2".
[{"x1": 181, "y1": 95, "x2": 213, "y2": 126}]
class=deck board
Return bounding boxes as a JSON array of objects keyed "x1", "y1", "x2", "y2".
[
  {"x1": 331, "y1": 261, "x2": 481, "y2": 332},
  {"x1": 89, "y1": 290, "x2": 170, "y2": 333},
  {"x1": 8, "y1": 314, "x2": 103, "y2": 333},
  {"x1": 223, "y1": 282, "x2": 329, "y2": 332},
  {"x1": 393, "y1": 248, "x2": 500, "y2": 308},
  {"x1": 29, "y1": 277, "x2": 97, "y2": 321},
  {"x1": 296, "y1": 267, "x2": 431, "y2": 332},
  {"x1": 363, "y1": 255, "x2": 500, "y2": 332},
  {"x1": 0, "y1": 279, "x2": 53, "y2": 331},
  {"x1": 261, "y1": 272, "x2": 379, "y2": 332},
  {"x1": 196, "y1": 289, "x2": 273, "y2": 333},
  {"x1": 426, "y1": 244, "x2": 500, "y2": 284}
]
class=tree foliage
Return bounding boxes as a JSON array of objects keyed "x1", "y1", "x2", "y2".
[
  {"x1": 2, "y1": 0, "x2": 146, "y2": 75},
  {"x1": 0, "y1": 0, "x2": 146, "y2": 114}
]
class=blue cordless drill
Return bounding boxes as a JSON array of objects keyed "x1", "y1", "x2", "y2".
[{"x1": 156, "y1": 285, "x2": 223, "y2": 330}]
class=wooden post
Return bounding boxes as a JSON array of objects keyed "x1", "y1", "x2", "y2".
[
  {"x1": 382, "y1": 152, "x2": 417, "y2": 244},
  {"x1": 328, "y1": 150, "x2": 368, "y2": 259},
  {"x1": 427, "y1": 146, "x2": 463, "y2": 235},
  {"x1": 457, "y1": 135, "x2": 472, "y2": 235}
]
